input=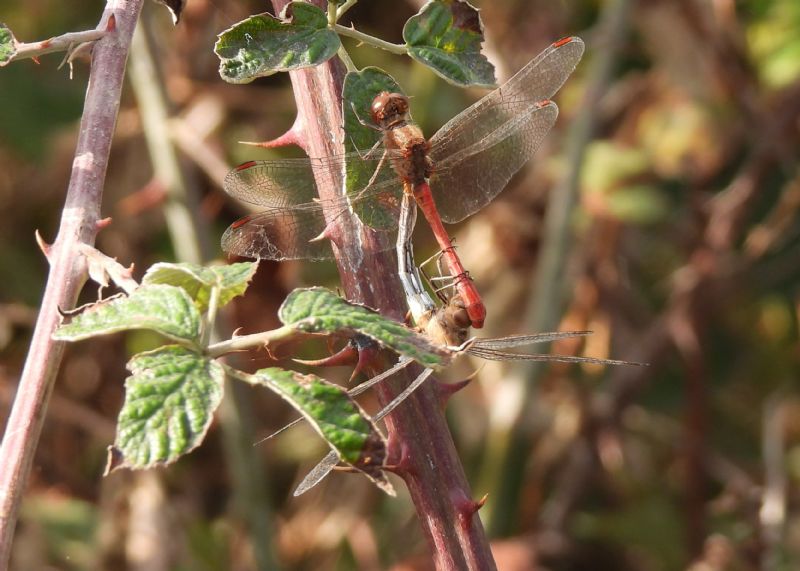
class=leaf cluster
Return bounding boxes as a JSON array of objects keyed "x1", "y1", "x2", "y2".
[{"x1": 54, "y1": 261, "x2": 448, "y2": 494}]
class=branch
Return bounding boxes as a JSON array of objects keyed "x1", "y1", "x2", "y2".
[
  {"x1": 1, "y1": 24, "x2": 109, "y2": 66},
  {"x1": 0, "y1": 1, "x2": 145, "y2": 566},
  {"x1": 271, "y1": 1, "x2": 497, "y2": 567},
  {"x1": 333, "y1": 24, "x2": 407, "y2": 54}
]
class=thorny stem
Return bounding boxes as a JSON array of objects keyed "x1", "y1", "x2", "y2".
[
  {"x1": 327, "y1": 1, "x2": 338, "y2": 27},
  {"x1": 335, "y1": 0, "x2": 359, "y2": 21},
  {"x1": 273, "y1": 1, "x2": 497, "y2": 568},
  {"x1": 336, "y1": 45, "x2": 357, "y2": 73},
  {"x1": 3, "y1": 27, "x2": 107, "y2": 65},
  {"x1": 206, "y1": 325, "x2": 298, "y2": 357},
  {"x1": 0, "y1": 1, "x2": 145, "y2": 567},
  {"x1": 334, "y1": 23, "x2": 407, "y2": 54}
]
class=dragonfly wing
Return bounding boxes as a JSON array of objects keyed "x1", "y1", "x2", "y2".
[
  {"x1": 221, "y1": 204, "x2": 335, "y2": 261},
  {"x1": 222, "y1": 175, "x2": 405, "y2": 261},
  {"x1": 224, "y1": 152, "x2": 404, "y2": 222},
  {"x1": 224, "y1": 158, "x2": 326, "y2": 207},
  {"x1": 428, "y1": 37, "x2": 583, "y2": 165},
  {"x1": 427, "y1": 37, "x2": 583, "y2": 223},
  {"x1": 429, "y1": 101, "x2": 558, "y2": 223}
]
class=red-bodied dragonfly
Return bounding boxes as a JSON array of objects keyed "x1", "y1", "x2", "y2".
[{"x1": 222, "y1": 36, "x2": 585, "y2": 329}]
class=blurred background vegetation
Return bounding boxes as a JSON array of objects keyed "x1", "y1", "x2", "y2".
[{"x1": 1, "y1": 0, "x2": 800, "y2": 569}]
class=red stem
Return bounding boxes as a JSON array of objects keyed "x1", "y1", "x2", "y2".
[
  {"x1": 0, "y1": 1, "x2": 144, "y2": 566},
  {"x1": 271, "y1": 1, "x2": 496, "y2": 568}
]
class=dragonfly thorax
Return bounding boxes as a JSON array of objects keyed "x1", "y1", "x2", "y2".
[{"x1": 370, "y1": 92, "x2": 410, "y2": 130}]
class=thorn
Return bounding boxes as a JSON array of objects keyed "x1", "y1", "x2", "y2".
[
  {"x1": 264, "y1": 344, "x2": 280, "y2": 361},
  {"x1": 35, "y1": 230, "x2": 53, "y2": 261},
  {"x1": 32, "y1": 56, "x2": 41, "y2": 65},
  {"x1": 437, "y1": 378, "x2": 473, "y2": 407},
  {"x1": 96, "y1": 217, "x2": 113, "y2": 231},
  {"x1": 349, "y1": 343, "x2": 381, "y2": 382},
  {"x1": 384, "y1": 439, "x2": 414, "y2": 477},
  {"x1": 451, "y1": 490, "x2": 488, "y2": 528},
  {"x1": 293, "y1": 344, "x2": 359, "y2": 367},
  {"x1": 106, "y1": 13, "x2": 117, "y2": 33},
  {"x1": 308, "y1": 221, "x2": 342, "y2": 249},
  {"x1": 121, "y1": 262, "x2": 135, "y2": 281},
  {"x1": 308, "y1": 223, "x2": 334, "y2": 243},
  {"x1": 103, "y1": 445, "x2": 123, "y2": 476},
  {"x1": 240, "y1": 114, "x2": 308, "y2": 152}
]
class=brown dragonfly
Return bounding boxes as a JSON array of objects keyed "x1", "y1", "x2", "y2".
[{"x1": 222, "y1": 36, "x2": 585, "y2": 329}]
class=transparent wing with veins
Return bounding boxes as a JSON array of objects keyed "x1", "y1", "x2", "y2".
[
  {"x1": 222, "y1": 37, "x2": 585, "y2": 259},
  {"x1": 429, "y1": 37, "x2": 585, "y2": 223},
  {"x1": 221, "y1": 152, "x2": 404, "y2": 260}
]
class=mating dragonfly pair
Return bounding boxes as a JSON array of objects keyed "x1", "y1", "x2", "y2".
[
  {"x1": 222, "y1": 36, "x2": 585, "y2": 332},
  {"x1": 222, "y1": 36, "x2": 648, "y2": 494}
]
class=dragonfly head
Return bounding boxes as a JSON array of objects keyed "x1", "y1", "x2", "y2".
[{"x1": 370, "y1": 92, "x2": 410, "y2": 130}]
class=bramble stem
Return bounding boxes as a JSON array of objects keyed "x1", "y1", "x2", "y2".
[
  {"x1": 4, "y1": 27, "x2": 107, "y2": 65},
  {"x1": 335, "y1": 0, "x2": 359, "y2": 21},
  {"x1": 334, "y1": 23, "x2": 407, "y2": 54},
  {"x1": 337, "y1": 44, "x2": 357, "y2": 73},
  {"x1": 206, "y1": 325, "x2": 299, "y2": 357},
  {"x1": 0, "y1": 1, "x2": 145, "y2": 566},
  {"x1": 273, "y1": 1, "x2": 497, "y2": 568}
]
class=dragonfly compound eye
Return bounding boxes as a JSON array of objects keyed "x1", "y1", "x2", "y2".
[{"x1": 371, "y1": 92, "x2": 409, "y2": 128}]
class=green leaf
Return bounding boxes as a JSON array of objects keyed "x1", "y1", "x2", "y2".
[
  {"x1": 0, "y1": 23, "x2": 18, "y2": 66},
  {"x1": 341, "y1": 67, "x2": 405, "y2": 227},
  {"x1": 249, "y1": 368, "x2": 387, "y2": 478},
  {"x1": 403, "y1": 0, "x2": 495, "y2": 87},
  {"x1": 142, "y1": 262, "x2": 257, "y2": 313},
  {"x1": 215, "y1": 3, "x2": 340, "y2": 84},
  {"x1": 107, "y1": 346, "x2": 224, "y2": 472},
  {"x1": 278, "y1": 288, "x2": 450, "y2": 368},
  {"x1": 53, "y1": 284, "x2": 201, "y2": 344}
]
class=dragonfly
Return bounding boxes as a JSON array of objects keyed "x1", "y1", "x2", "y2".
[
  {"x1": 280, "y1": 205, "x2": 642, "y2": 497},
  {"x1": 222, "y1": 36, "x2": 585, "y2": 329}
]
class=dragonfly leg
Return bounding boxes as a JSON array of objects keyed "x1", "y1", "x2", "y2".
[
  {"x1": 349, "y1": 136, "x2": 383, "y2": 161},
  {"x1": 348, "y1": 100, "x2": 382, "y2": 132},
  {"x1": 351, "y1": 149, "x2": 389, "y2": 202}
]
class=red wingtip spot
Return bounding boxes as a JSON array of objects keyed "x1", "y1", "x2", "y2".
[
  {"x1": 553, "y1": 36, "x2": 574, "y2": 48},
  {"x1": 537, "y1": 99, "x2": 553, "y2": 107},
  {"x1": 236, "y1": 160, "x2": 258, "y2": 171},
  {"x1": 230, "y1": 215, "x2": 252, "y2": 230}
]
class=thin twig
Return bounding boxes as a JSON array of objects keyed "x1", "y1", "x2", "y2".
[
  {"x1": 206, "y1": 325, "x2": 299, "y2": 357},
  {"x1": 333, "y1": 24, "x2": 407, "y2": 54},
  {"x1": 2, "y1": 27, "x2": 107, "y2": 66}
]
